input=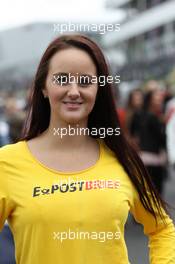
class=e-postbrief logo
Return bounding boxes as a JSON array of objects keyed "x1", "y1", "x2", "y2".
[{"x1": 32, "y1": 179, "x2": 121, "y2": 197}]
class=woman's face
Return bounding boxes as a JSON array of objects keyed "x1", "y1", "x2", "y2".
[
  {"x1": 131, "y1": 91, "x2": 143, "y2": 109},
  {"x1": 151, "y1": 90, "x2": 163, "y2": 110},
  {"x1": 43, "y1": 47, "x2": 98, "y2": 125}
]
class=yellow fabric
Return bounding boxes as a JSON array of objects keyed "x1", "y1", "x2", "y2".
[{"x1": 0, "y1": 139, "x2": 175, "y2": 264}]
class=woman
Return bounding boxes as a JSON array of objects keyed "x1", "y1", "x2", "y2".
[
  {"x1": 0, "y1": 34, "x2": 175, "y2": 264},
  {"x1": 130, "y1": 90, "x2": 167, "y2": 195},
  {"x1": 125, "y1": 88, "x2": 144, "y2": 131},
  {"x1": 124, "y1": 88, "x2": 144, "y2": 149}
]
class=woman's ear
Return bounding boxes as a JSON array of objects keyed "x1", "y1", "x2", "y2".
[{"x1": 42, "y1": 89, "x2": 48, "y2": 98}]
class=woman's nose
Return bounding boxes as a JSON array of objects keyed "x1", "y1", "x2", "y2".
[{"x1": 67, "y1": 83, "x2": 80, "y2": 98}]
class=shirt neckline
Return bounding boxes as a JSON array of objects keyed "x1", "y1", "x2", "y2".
[{"x1": 22, "y1": 138, "x2": 103, "y2": 175}]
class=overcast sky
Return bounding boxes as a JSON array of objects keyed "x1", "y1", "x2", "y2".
[{"x1": 0, "y1": 0, "x2": 125, "y2": 31}]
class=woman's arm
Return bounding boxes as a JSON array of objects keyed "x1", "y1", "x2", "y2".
[
  {"x1": 0, "y1": 152, "x2": 14, "y2": 232},
  {"x1": 130, "y1": 188, "x2": 175, "y2": 263}
]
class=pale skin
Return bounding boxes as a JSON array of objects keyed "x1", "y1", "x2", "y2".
[{"x1": 27, "y1": 48, "x2": 100, "y2": 172}]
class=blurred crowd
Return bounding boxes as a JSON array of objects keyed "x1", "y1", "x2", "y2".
[
  {"x1": 0, "y1": 80, "x2": 175, "y2": 197},
  {"x1": 118, "y1": 80, "x2": 175, "y2": 196},
  {"x1": 0, "y1": 90, "x2": 27, "y2": 146}
]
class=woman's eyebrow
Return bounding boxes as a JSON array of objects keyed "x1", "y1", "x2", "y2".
[
  {"x1": 53, "y1": 72, "x2": 95, "y2": 77},
  {"x1": 53, "y1": 72, "x2": 69, "y2": 76}
]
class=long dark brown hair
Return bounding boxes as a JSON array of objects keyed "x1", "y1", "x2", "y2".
[{"x1": 21, "y1": 34, "x2": 167, "y2": 221}]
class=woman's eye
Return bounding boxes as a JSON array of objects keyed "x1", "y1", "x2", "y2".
[
  {"x1": 53, "y1": 75, "x2": 69, "y2": 86},
  {"x1": 52, "y1": 74, "x2": 93, "y2": 87},
  {"x1": 78, "y1": 76, "x2": 92, "y2": 87}
]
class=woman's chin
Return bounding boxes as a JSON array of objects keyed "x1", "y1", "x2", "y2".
[{"x1": 63, "y1": 116, "x2": 85, "y2": 125}]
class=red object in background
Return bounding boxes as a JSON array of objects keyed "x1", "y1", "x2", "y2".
[{"x1": 117, "y1": 108, "x2": 126, "y2": 130}]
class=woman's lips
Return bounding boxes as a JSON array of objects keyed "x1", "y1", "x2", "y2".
[{"x1": 62, "y1": 102, "x2": 83, "y2": 109}]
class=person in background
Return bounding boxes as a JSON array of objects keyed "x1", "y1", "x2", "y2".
[
  {"x1": 130, "y1": 90, "x2": 167, "y2": 195},
  {"x1": 144, "y1": 80, "x2": 160, "y2": 93},
  {"x1": 166, "y1": 96, "x2": 175, "y2": 169},
  {"x1": 162, "y1": 84, "x2": 174, "y2": 114},
  {"x1": 5, "y1": 97, "x2": 26, "y2": 143},
  {"x1": 124, "y1": 88, "x2": 144, "y2": 149},
  {"x1": 0, "y1": 97, "x2": 10, "y2": 147}
]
